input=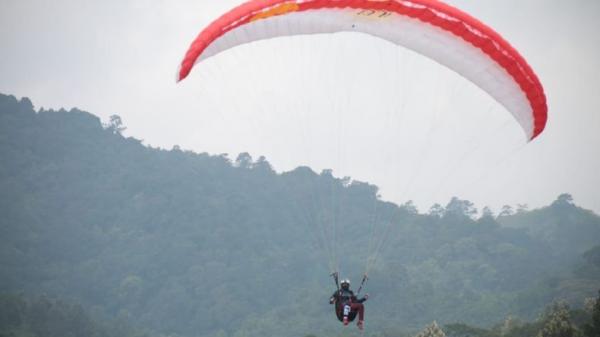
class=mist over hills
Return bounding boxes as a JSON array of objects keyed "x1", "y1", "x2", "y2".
[{"x1": 1, "y1": 93, "x2": 599, "y2": 337}]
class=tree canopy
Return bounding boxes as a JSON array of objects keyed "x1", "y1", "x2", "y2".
[{"x1": 1, "y1": 93, "x2": 599, "y2": 337}]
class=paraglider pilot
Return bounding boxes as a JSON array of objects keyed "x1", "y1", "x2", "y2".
[{"x1": 329, "y1": 278, "x2": 369, "y2": 330}]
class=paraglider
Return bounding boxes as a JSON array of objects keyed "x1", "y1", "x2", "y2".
[
  {"x1": 176, "y1": 0, "x2": 548, "y2": 329},
  {"x1": 329, "y1": 274, "x2": 369, "y2": 330}
]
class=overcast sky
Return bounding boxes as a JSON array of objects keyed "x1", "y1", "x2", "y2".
[{"x1": 1, "y1": 0, "x2": 599, "y2": 214}]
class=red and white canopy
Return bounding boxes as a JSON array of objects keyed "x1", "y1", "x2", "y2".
[{"x1": 177, "y1": 0, "x2": 547, "y2": 140}]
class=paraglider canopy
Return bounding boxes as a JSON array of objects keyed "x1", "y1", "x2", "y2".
[{"x1": 177, "y1": 0, "x2": 547, "y2": 141}]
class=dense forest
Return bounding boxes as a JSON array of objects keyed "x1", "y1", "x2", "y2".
[{"x1": 1, "y1": 93, "x2": 599, "y2": 337}]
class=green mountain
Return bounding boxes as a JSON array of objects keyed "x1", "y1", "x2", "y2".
[{"x1": 1, "y1": 93, "x2": 599, "y2": 337}]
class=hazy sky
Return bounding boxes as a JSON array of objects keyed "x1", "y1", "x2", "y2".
[{"x1": 1, "y1": 0, "x2": 599, "y2": 214}]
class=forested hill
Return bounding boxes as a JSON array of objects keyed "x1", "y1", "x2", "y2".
[{"x1": 1, "y1": 92, "x2": 600, "y2": 337}]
